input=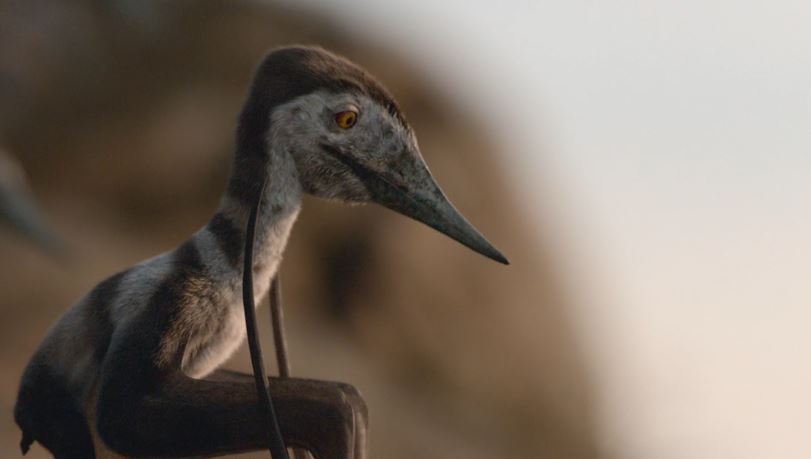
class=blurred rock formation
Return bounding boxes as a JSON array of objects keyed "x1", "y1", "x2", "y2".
[{"x1": 0, "y1": 1, "x2": 601, "y2": 457}]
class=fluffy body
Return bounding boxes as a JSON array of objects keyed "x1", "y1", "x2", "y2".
[
  {"x1": 15, "y1": 81, "x2": 398, "y2": 458},
  {"x1": 14, "y1": 45, "x2": 499, "y2": 459}
]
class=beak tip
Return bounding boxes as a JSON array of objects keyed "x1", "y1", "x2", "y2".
[
  {"x1": 475, "y1": 240, "x2": 509, "y2": 265},
  {"x1": 490, "y1": 250, "x2": 510, "y2": 265}
]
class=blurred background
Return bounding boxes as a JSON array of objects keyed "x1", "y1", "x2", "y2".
[{"x1": 0, "y1": 1, "x2": 808, "y2": 458}]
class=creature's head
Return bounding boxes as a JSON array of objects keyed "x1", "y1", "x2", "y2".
[{"x1": 236, "y1": 46, "x2": 507, "y2": 264}]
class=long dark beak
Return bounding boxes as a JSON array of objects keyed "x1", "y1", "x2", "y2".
[{"x1": 323, "y1": 144, "x2": 509, "y2": 265}]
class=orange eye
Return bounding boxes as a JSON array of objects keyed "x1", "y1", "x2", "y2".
[{"x1": 335, "y1": 110, "x2": 358, "y2": 129}]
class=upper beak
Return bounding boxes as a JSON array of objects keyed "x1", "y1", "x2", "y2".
[
  {"x1": 324, "y1": 144, "x2": 509, "y2": 265},
  {"x1": 373, "y1": 170, "x2": 510, "y2": 264}
]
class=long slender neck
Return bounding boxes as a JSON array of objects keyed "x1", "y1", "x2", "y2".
[{"x1": 206, "y1": 140, "x2": 302, "y2": 282}]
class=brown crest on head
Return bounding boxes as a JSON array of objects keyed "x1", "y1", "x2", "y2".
[
  {"x1": 229, "y1": 46, "x2": 406, "y2": 204},
  {"x1": 229, "y1": 45, "x2": 508, "y2": 265}
]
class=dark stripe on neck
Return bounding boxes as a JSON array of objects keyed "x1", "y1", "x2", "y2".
[
  {"x1": 174, "y1": 239, "x2": 203, "y2": 272},
  {"x1": 208, "y1": 212, "x2": 243, "y2": 269}
]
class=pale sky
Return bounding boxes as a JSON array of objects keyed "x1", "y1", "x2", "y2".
[{"x1": 277, "y1": 1, "x2": 811, "y2": 458}]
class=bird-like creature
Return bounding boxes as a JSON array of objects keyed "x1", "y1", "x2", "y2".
[{"x1": 14, "y1": 46, "x2": 507, "y2": 458}]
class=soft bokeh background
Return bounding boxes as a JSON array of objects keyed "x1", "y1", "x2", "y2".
[{"x1": 1, "y1": 1, "x2": 809, "y2": 458}]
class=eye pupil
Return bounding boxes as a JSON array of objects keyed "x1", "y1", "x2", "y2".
[{"x1": 335, "y1": 110, "x2": 357, "y2": 129}]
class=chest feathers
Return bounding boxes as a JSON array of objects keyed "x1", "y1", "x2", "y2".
[{"x1": 156, "y1": 145, "x2": 303, "y2": 379}]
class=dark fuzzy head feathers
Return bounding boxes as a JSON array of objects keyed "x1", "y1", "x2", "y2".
[{"x1": 230, "y1": 45, "x2": 508, "y2": 265}]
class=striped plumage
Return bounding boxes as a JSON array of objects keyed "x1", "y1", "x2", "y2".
[{"x1": 14, "y1": 46, "x2": 505, "y2": 459}]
